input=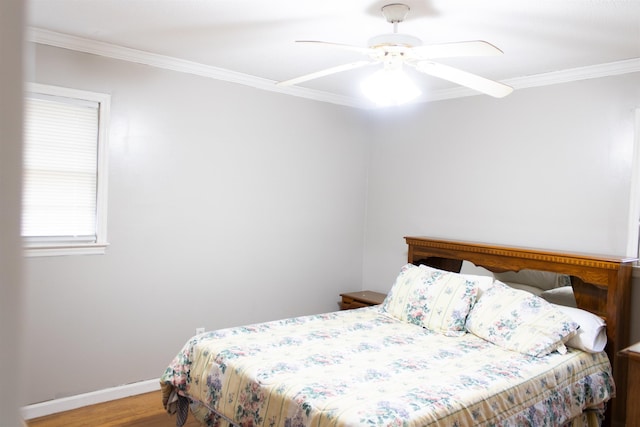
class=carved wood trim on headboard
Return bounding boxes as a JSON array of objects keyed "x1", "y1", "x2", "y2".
[{"x1": 404, "y1": 236, "x2": 636, "y2": 427}]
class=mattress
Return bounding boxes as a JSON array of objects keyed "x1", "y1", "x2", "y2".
[{"x1": 161, "y1": 306, "x2": 614, "y2": 427}]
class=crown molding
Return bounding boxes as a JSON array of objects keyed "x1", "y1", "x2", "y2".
[
  {"x1": 27, "y1": 27, "x2": 640, "y2": 109},
  {"x1": 27, "y1": 28, "x2": 370, "y2": 109}
]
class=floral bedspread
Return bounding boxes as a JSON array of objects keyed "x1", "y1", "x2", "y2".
[{"x1": 161, "y1": 307, "x2": 614, "y2": 427}]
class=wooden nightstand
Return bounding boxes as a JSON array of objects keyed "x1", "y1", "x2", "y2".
[
  {"x1": 620, "y1": 342, "x2": 640, "y2": 427},
  {"x1": 339, "y1": 290, "x2": 386, "y2": 310}
]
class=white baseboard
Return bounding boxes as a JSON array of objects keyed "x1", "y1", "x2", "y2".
[{"x1": 21, "y1": 378, "x2": 160, "y2": 420}]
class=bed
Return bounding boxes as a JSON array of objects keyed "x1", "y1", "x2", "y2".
[{"x1": 161, "y1": 237, "x2": 635, "y2": 427}]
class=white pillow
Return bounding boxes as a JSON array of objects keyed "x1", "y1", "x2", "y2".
[
  {"x1": 503, "y1": 282, "x2": 544, "y2": 296},
  {"x1": 460, "y1": 261, "x2": 494, "y2": 299},
  {"x1": 493, "y1": 269, "x2": 569, "y2": 292},
  {"x1": 540, "y1": 286, "x2": 577, "y2": 308},
  {"x1": 554, "y1": 305, "x2": 607, "y2": 353},
  {"x1": 460, "y1": 261, "x2": 494, "y2": 277}
]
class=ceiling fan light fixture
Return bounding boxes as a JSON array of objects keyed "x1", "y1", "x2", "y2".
[{"x1": 361, "y1": 67, "x2": 421, "y2": 107}]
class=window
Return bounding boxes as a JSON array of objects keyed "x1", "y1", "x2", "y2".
[{"x1": 23, "y1": 83, "x2": 110, "y2": 256}]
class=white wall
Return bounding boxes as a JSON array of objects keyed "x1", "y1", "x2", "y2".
[
  {"x1": 362, "y1": 73, "x2": 640, "y2": 342},
  {"x1": 23, "y1": 44, "x2": 370, "y2": 404}
]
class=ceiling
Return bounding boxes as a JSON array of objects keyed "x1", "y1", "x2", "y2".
[{"x1": 26, "y1": 0, "x2": 640, "y2": 107}]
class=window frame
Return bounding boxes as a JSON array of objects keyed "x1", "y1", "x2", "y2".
[
  {"x1": 627, "y1": 108, "x2": 640, "y2": 263},
  {"x1": 23, "y1": 83, "x2": 110, "y2": 257}
]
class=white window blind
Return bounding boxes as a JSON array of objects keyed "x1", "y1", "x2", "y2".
[{"x1": 23, "y1": 84, "x2": 110, "y2": 256}]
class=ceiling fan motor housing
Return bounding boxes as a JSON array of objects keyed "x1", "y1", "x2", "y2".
[
  {"x1": 381, "y1": 3, "x2": 410, "y2": 23},
  {"x1": 368, "y1": 33, "x2": 422, "y2": 48},
  {"x1": 371, "y1": 4, "x2": 421, "y2": 49}
]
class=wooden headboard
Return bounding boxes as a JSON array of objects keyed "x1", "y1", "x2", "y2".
[{"x1": 405, "y1": 236, "x2": 636, "y2": 427}]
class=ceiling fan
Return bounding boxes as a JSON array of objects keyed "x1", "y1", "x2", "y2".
[{"x1": 276, "y1": 3, "x2": 513, "y2": 100}]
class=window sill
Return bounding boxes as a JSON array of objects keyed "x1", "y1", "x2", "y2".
[{"x1": 24, "y1": 243, "x2": 109, "y2": 257}]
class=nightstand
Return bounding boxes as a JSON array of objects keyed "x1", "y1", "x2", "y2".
[
  {"x1": 339, "y1": 290, "x2": 386, "y2": 310},
  {"x1": 620, "y1": 342, "x2": 640, "y2": 427}
]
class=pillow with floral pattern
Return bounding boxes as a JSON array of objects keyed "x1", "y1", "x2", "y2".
[
  {"x1": 466, "y1": 281, "x2": 579, "y2": 356},
  {"x1": 382, "y1": 264, "x2": 491, "y2": 337}
]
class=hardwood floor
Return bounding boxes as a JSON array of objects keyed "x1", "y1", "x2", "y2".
[{"x1": 26, "y1": 391, "x2": 202, "y2": 427}]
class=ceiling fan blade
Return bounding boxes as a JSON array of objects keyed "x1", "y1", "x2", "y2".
[
  {"x1": 276, "y1": 60, "x2": 373, "y2": 87},
  {"x1": 411, "y1": 40, "x2": 503, "y2": 60},
  {"x1": 295, "y1": 40, "x2": 374, "y2": 56},
  {"x1": 412, "y1": 61, "x2": 513, "y2": 98}
]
